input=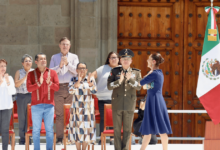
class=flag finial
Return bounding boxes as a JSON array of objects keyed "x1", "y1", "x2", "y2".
[{"x1": 211, "y1": 0, "x2": 213, "y2": 7}]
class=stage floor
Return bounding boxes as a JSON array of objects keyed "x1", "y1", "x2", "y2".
[{"x1": 1, "y1": 144, "x2": 204, "y2": 150}]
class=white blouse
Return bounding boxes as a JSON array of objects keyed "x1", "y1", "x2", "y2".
[{"x1": 0, "y1": 76, "x2": 16, "y2": 110}]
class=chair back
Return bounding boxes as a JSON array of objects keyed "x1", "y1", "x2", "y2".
[
  {"x1": 13, "y1": 101, "x2": 18, "y2": 115},
  {"x1": 9, "y1": 107, "x2": 14, "y2": 131},
  {"x1": 27, "y1": 104, "x2": 32, "y2": 131},
  {"x1": 27, "y1": 104, "x2": 55, "y2": 131},
  {"x1": 93, "y1": 95, "x2": 99, "y2": 111},
  {"x1": 104, "y1": 104, "x2": 113, "y2": 130},
  {"x1": 63, "y1": 104, "x2": 71, "y2": 131}
]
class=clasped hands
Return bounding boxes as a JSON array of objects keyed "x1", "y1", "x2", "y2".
[
  {"x1": 0, "y1": 73, "x2": 10, "y2": 85},
  {"x1": 74, "y1": 72, "x2": 94, "y2": 88},
  {"x1": 39, "y1": 72, "x2": 51, "y2": 85},
  {"x1": 59, "y1": 56, "x2": 68, "y2": 68},
  {"x1": 119, "y1": 71, "x2": 132, "y2": 84}
]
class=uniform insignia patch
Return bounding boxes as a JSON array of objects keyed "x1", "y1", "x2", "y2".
[{"x1": 131, "y1": 73, "x2": 135, "y2": 78}]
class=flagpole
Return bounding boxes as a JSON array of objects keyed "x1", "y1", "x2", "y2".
[
  {"x1": 208, "y1": 0, "x2": 220, "y2": 120},
  {"x1": 210, "y1": 0, "x2": 214, "y2": 36}
]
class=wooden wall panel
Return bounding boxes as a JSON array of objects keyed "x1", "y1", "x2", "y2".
[
  {"x1": 118, "y1": 6, "x2": 172, "y2": 39},
  {"x1": 118, "y1": 0, "x2": 220, "y2": 144}
]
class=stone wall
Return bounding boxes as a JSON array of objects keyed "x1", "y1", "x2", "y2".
[
  {"x1": 0, "y1": 0, "x2": 117, "y2": 77},
  {"x1": 71, "y1": 0, "x2": 117, "y2": 72},
  {"x1": 0, "y1": 0, "x2": 70, "y2": 76}
]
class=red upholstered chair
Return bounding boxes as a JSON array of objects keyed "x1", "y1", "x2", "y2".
[
  {"x1": 101, "y1": 104, "x2": 132, "y2": 150},
  {"x1": 8, "y1": 108, "x2": 15, "y2": 150},
  {"x1": 25, "y1": 104, "x2": 56, "y2": 150},
  {"x1": 93, "y1": 95, "x2": 100, "y2": 124},
  {"x1": 63, "y1": 104, "x2": 94, "y2": 150},
  {"x1": 63, "y1": 104, "x2": 71, "y2": 150},
  {"x1": 13, "y1": 101, "x2": 18, "y2": 123}
]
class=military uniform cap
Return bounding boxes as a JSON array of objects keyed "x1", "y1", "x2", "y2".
[{"x1": 119, "y1": 49, "x2": 134, "y2": 58}]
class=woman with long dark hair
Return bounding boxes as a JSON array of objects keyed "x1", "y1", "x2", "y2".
[
  {"x1": 139, "y1": 53, "x2": 172, "y2": 150},
  {"x1": 91, "y1": 52, "x2": 120, "y2": 145}
]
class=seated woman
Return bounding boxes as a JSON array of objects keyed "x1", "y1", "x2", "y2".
[
  {"x1": 0, "y1": 59, "x2": 16, "y2": 150},
  {"x1": 68, "y1": 62, "x2": 97, "y2": 150}
]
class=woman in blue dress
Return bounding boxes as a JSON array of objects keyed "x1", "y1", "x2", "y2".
[{"x1": 139, "y1": 53, "x2": 172, "y2": 150}]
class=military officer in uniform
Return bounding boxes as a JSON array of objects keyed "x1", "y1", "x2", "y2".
[{"x1": 107, "y1": 49, "x2": 142, "y2": 150}]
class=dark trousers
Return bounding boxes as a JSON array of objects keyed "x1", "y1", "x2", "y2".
[
  {"x1": 54, "y1": 85, "x2": 73, "y2": 139},
  {"x1": 0, "y1": 109, "x2": 12, "y2": 150},
  {"x1": 16, "y1": 93, "x2": 31, "y2": 143},
  {"x1": 98, "y1": 100, "x2": 113, "y2": 139},
  {"x1": 113, "y1": 110, "x2": 134, "y2": 150}
]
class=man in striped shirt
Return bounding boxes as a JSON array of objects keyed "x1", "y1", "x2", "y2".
[{"x1": 49, "y1": 37, "x2": 79, "y2": 144}]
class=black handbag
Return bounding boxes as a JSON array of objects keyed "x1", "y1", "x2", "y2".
[{"x1": 133, "y1": 99, "x2": 158, "y2": 144}]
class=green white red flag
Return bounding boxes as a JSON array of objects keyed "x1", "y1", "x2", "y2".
[{"x1": 196, "y1": 6, "x2": 220, "y2": 124}]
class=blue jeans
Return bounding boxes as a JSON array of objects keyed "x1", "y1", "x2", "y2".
[{"x1": 31, "y1": 104, "x2": 54, "y2": 150}]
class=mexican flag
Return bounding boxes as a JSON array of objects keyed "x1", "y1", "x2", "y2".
[{"x1": 196, "y1": 6, "x2": 220, "y2": 125}]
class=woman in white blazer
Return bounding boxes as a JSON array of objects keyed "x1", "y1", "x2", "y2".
[{"x1": 0, "y1": 59, "x2": 16, "y2": 150}]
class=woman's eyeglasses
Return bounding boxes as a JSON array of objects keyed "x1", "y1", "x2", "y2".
[
  {"x1": 77, "y1": 68, "x2": 87, "y2": 70},
  {"x1": 61, "y1": 44, "x2": 70, "y2": 46},
  {"x1": 24, "y1": 60, "x2": 32, "y2": 63},
  {"x1": 0, "y1": 65, "x2": 6, "y2": 68},
  {"x1": 110, "y1": 57, "x2": 118, "y2": 60}
]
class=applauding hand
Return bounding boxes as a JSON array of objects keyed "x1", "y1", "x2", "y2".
[
  {"x1": 87, "y1": 72, "x2": 94, "y2": 87},
  {"x1": 5, "y1": 73, "x2": 10, "y2": 84},
  {"x1": 46, "y1": 76, "x2": 51, "y2": 85},
  {"x1": 40, "y1": 72, "x2": 44, "y2": 84},
  {"x1": 25, "y1": 70, "x2": 30, "y2": 78},
  {"x1": 63, "y1": 56, "x2": 68, "y2": 66},
  {"x1": 0, "y1": 73, "x2": 3, "y2": 85},
  {"x1": 126, "y1": 72, "x2": 132, "y2": 80},
  {"x1": 59, "y1": 58, "x2": 64, "y2": 68},
  {"x1": 74, "y1": 72, "x2": 83, "y2": 88},
  {"x1": 119, "y1": 71, "x2": 125, "y2": 84}
]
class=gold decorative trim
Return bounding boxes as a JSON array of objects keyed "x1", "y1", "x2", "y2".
[
  {"x1": 208, "y1": 29, "x2": 217, "y2": 34},
  {"x1": 208, "y1": 35, "x2": 217, "y2": 41},
  {"x1": 34, "y1": 70, "x2": 40, "y2": 101},
  {"x1": 48, "y1": 70, "x2": 51, "y2": 100}
]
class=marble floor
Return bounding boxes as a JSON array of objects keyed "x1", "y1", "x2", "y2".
[{"x1": 0, "y1": 144, "x2": 204, "y2": 150}]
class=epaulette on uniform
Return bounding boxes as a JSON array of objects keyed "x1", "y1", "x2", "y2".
[
  {"x1": 112, "y1": 66, "x2": 122, "y2": 70},
  {"x1": 132, "y1": 68, "x2": 141, "y2": 71}
]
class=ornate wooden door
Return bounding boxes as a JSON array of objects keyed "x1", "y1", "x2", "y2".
[
  {"x1": 117, "y1": 0, "x2": 220, "y2": 143},
  {"x1": 117, "y1": 0, "x2": 184, "y2": 143}
]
